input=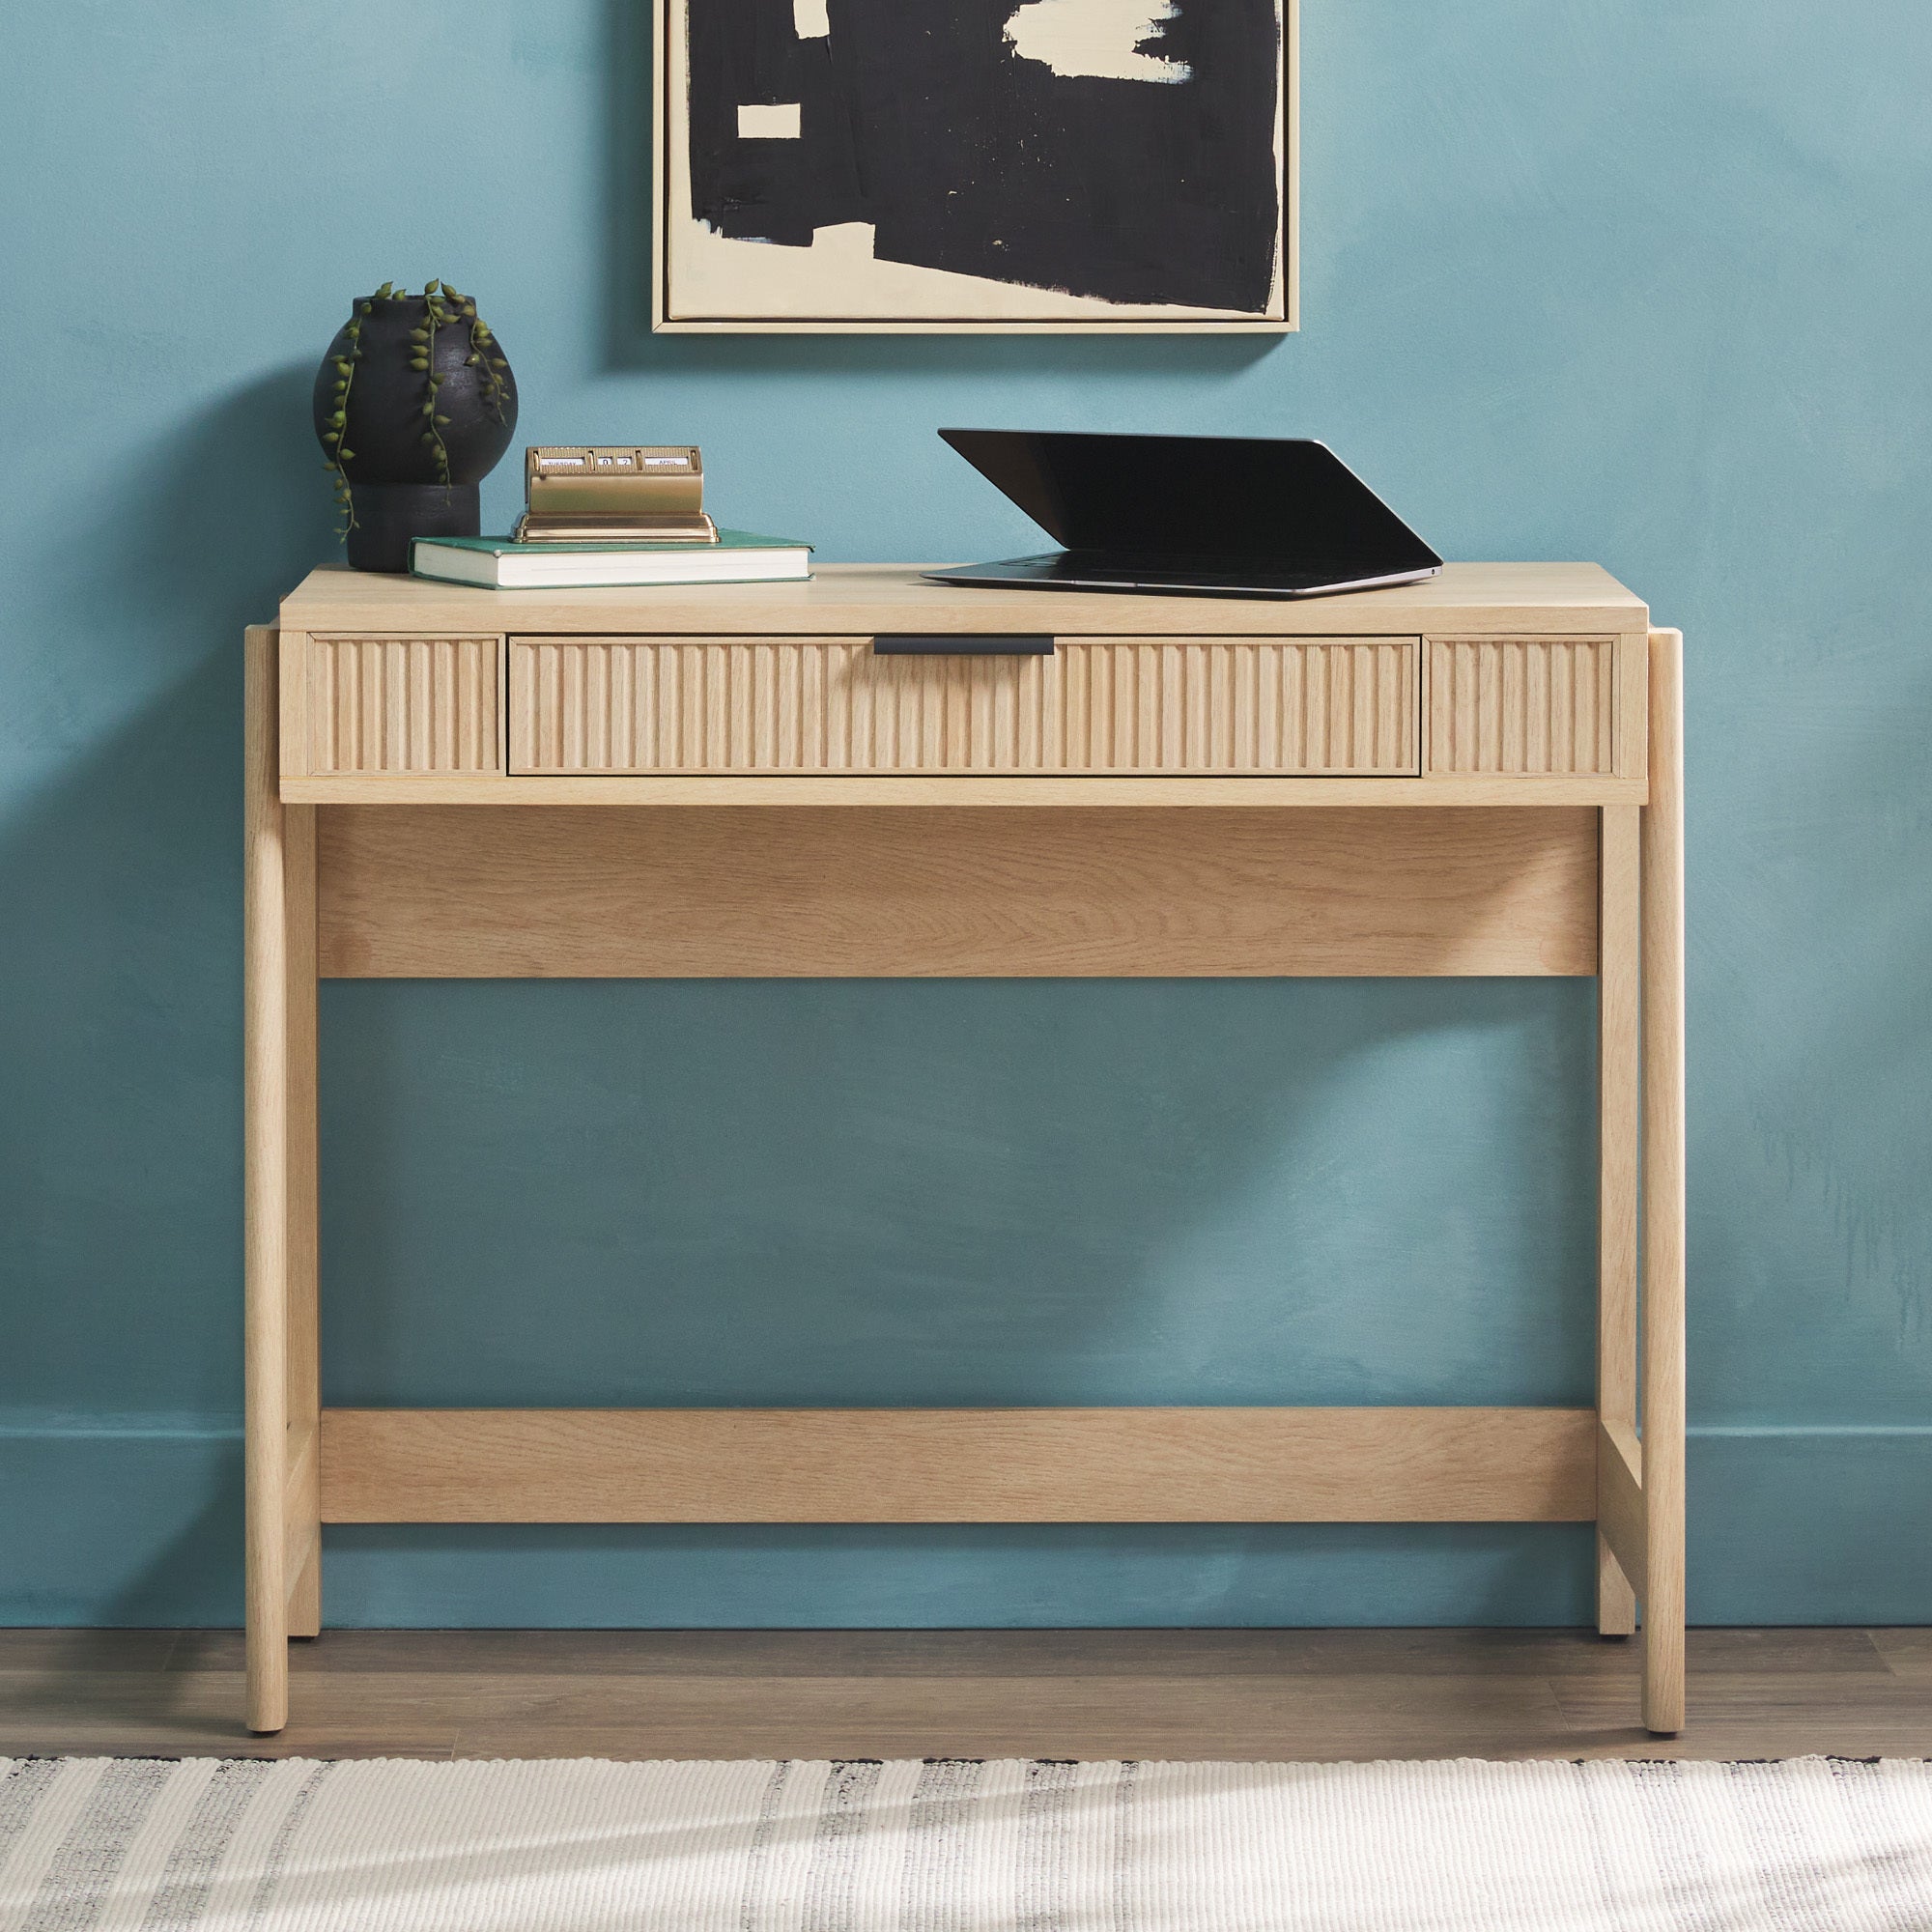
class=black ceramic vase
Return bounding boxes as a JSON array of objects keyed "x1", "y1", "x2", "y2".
[{"x1": 312, "y1": 292, "x2": 519, "y2": 572}]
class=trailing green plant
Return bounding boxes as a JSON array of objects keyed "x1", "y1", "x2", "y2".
[
  {"x1": 318, "y1": 297, "x2": 369, "y2": 534},
  {"x1": 320, "y1": 279, "x2": 512, "y2": 539}
]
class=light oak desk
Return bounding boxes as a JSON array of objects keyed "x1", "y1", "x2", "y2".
[{"x1": 245, "y1": 562, "x2": 1685, "y2": 1736}]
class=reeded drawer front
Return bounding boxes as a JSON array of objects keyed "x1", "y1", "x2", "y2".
[
  {"x1": 307, "y1": 636, "x2": 502, "y2": 775},
  {"x1": 1426, "y1": 637, "x2": 1641, "y2": 779},
  {"x1": 508, "y1": 636, "x2": 1420, "y2": 776}
]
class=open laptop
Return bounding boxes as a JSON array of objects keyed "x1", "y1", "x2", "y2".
[{"x1": 924, "y1": 430, "x2": 1441, "y2": 600}]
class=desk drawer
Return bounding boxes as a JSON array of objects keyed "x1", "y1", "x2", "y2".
[{"x1": 507, "y1": 636, "x2": 1420, "y2": 776}]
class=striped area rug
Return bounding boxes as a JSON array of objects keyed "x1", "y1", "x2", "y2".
[{"x1": 3, "y1": 1754, "x2": 1930, "y2": 1929}]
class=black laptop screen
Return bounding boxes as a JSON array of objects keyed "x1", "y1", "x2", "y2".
[{"x1": 938, "y1": 430, "x2": 1441, "y2": 573}]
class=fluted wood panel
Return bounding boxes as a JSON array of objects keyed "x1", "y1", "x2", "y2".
[
  {"x1": 1427, "y1": 638, "x2": 1624, "y2": 777},
  {"x1": 509, "y1": 637, "x2": 1418, "y2": 776},
  {"x1": 308, "y1": 637, "x2": 502, "y2": 775}
]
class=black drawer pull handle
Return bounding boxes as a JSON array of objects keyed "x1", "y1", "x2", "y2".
[{"x1": 871, "y1": 634, "x2": 1056, "y2": 656}]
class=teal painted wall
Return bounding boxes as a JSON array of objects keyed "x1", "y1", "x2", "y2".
[{"x1": 4, "y1": 0, "x2": 1930, "y2": 1626}]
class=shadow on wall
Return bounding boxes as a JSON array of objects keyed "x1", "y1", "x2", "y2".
[
  {"x1": 593, "y1": 0, "x2": 1283, "y2": 381},
  {"x1": 0, "y1": 1425, "x2": 245, "y2": 1629},
  {"x1": 49, "y1": 362, "x2": 332, "y2": 657},
  {"x1": 316, "y1": 976, "x2": 1600, "y2": 1411},
  {"x1": 1687, "y1": 635, "x2": 1932, "y2": 1417},
  {"x1": 0, "y1": 365, "x2": 332, "y2": 1425},
  {"x1": 112, "y1": 1446, "x2": 242, "y2": 1634}
]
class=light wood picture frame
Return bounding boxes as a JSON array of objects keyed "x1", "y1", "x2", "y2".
[{"x1": 652, "y1": 0, "x2": 1298, "y2": 334}]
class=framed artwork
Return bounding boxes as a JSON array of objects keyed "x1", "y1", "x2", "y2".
[{"x1": 653, "y1": 0, "x2": 1297, "y2": 333}]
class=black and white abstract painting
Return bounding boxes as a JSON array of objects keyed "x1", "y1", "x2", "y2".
[{"x1": 656, "y1": 0, "x2": 1293, "y2": 328}]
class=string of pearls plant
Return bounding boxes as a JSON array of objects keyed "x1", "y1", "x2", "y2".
[{"x1": 319, "y1": 280, "x2": 511, "y2": 537}]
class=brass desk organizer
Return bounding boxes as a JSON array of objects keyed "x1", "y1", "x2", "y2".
[{"x1": 513, "y1": 445, "x2": 718, "y2": 544}]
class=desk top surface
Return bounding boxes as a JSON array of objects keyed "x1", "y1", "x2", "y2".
[{"x1": 279, "y1": 560, "x2": 1649, "y2": 638}]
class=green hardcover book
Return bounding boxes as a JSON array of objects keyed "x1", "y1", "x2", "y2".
[{"x1": 410, "y1": 530, "x2": 813, "y2": 590}]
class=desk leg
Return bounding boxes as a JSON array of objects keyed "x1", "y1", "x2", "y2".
[
  {"x1": 285, "y1": 803, "x2": 321, "y2": 1640},
  {"x1": 244, "y1": 627, "x2": 293, "y2": 1733},
  {"x1": 1641, "y1": 629, "x2": 1687, "y2": 1734},
  {"x1": 1596, "y1": 807, "x2": 1640, "y2": 1636}
]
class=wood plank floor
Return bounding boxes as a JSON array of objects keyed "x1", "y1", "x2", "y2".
[{"x1": 1, "y1": 1629, "x2": 1925, "y2": 1763}]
